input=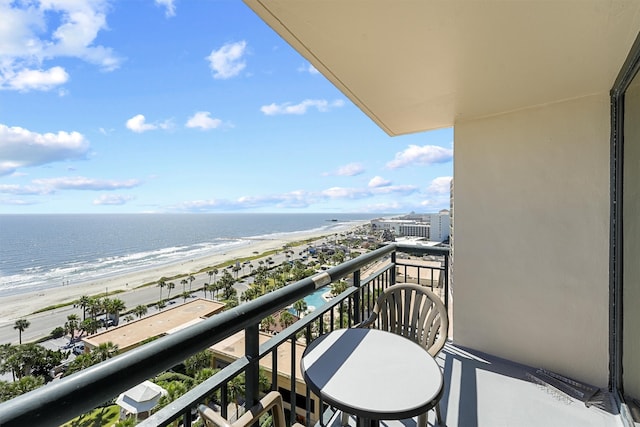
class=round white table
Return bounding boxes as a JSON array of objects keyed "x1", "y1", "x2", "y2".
[{"x1": 301, "y1": 328, "x2": 443, "y2": 424}]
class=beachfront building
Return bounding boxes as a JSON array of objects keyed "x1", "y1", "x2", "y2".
[
  {"x1": 424, "y1": 210, "x2": 451, "y2": 243},
  {"x1": 209, "y1": 330, "x2": 320, "y2": 424},
  {"x1": 83, "y1": 299, "x2": 224, "y2": 354},
  {"x1": 371, "y1": 219, "x2": 430, "y2": 240}
]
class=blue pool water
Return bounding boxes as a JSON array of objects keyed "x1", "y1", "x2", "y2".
[{"x1": 289, "y1": 286, "x2": 331, "y2": 315}]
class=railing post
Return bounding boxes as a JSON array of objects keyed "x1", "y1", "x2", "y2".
[
  {"x1": 443, "y1": 254, "x2": 449, "y2": 309},
  {"x1": 245, "y1": 324, "x2": 260, "y2": 410},
  {"x1": 391, "y1": 250, "x2": 397, "y2": 285},
  {"x1": 353, "y1": 270, "x2": 361, "y2": 324}
]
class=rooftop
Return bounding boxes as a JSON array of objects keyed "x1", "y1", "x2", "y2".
[{"x1": 83, "y1": 298, "x2": 225, "y2": 351}]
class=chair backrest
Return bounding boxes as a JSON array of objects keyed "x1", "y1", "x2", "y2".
[
  {"x1": 371, "y1": 283, "x2": 448, "y2": 356},
  {"x1": 198, "y1": 391, "x2": 297, "y2": 427}
]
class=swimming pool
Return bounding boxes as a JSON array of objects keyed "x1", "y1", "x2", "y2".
[{"x1": 289, "y1": 285, "x2": 331, "y2": 315}]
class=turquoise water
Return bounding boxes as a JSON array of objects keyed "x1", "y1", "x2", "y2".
[
  {"x1": 305, "y1": 286, "x2": 331, "y2": 310},
  {"x1": 290, "y1": 286, "x2": 330, "y2": 315}
]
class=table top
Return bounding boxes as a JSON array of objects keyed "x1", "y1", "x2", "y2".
[{"x1": 301, "y1": 328, "x2": 443, "y2": 420}]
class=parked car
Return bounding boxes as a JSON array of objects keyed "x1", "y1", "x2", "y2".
[{"x1": 72, "y1": 343, "x2": 85, "y2": 355}]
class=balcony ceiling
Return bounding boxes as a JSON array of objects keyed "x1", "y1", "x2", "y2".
[{"x1": 244, "y1": 0, "x2": 640, "y2": 136}]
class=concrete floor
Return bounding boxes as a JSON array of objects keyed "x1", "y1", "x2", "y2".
[{"x1": 324, "y1": 343, "x2": 625, "y2": 427}]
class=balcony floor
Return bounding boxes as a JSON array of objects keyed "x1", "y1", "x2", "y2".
[{"x1": 325, "y1": 343, "x2": 623, "y2": 427}]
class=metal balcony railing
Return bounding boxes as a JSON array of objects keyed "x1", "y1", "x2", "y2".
[{"x1": 0, "y1": 243, "x2": 449, "y2": 427}]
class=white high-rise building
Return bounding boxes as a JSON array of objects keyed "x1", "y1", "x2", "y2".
[{"x1": 423, "y1": 210, "x2": 450, "y2": 242}]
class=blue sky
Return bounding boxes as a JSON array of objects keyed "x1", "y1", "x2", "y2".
[{"x1": 0, "y1": 0, "x2": 453, "y2": 214}]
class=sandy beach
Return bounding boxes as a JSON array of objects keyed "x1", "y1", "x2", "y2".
[{"x1": 0, "y1": 227, "x2": 345, "y2": 322}]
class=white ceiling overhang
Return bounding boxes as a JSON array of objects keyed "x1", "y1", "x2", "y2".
[{"x1": 244, "y1": 0, "x2": 640, "y2": 136}]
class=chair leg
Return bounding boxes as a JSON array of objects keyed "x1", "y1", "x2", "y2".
[
  {"x1": 435, "y1": 402, "x2": 445, "y2": 426},
  {"x1": 341, "y1": 410, "x2": 350, "y2": 426},
  {"x1": 417, "y1": 412, "x2": 427, "y2": 427}
]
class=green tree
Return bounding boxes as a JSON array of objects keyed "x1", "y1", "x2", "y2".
[
  {"x1": 184, "y1": 349, "x2": 213, "y2": 377},
  {"x1": 64, "y1": 314, "x2": 80, "y2": 341},
  {"x1": 166, "y1": 282, "x2": 176, "y2": 299},
  {"x1": 134, "y1": 304, "x2": 148, "y2": 318},
  {"x1": 87, "y1": 297, "x2": 101, "y2": 320},
  {"x1": 188, "y1": 275, "x2": 196, "y2": 292},
  {"x1": 279, "y1": 311, "x2": 295, "y2": 328},
  {"x1": 181, "y1": 291, "x2": 190, "y2": 303},
  {"x1": 108, "y1": 298, "x2": 126, "y2": 324},
  {"x1": 158, "y1": 278, "x2": 167, "y2": 301},
  {"x1": 293, "y1": 299, "x2": 308, "y2": 317},
  {"x1": 13, "y1": 319, "x2": 30, "y2": 345},
  {"x1": 156, "y1": 381, "x2": 188, "y2": 411},
  {"x1": 77, "y1": 295, "x2": 91, "y2": 320},
  {"x1": 228, "y1": 374, "x2": 246, "y2": 420},
  {"x1": 0, "y1": 376, "x2": 44, "y2": 402},
  {"x1": 260, "y1": 315, "x2": 276, "y2": 333},
  {"x1": 64, "y1": 353, "x2": 94, "y2": 376},
  {"x1": 80, "y1": 318, "x2": 100, "y2": 336},
  {"x1": 180, "y1": 278, "x2": 188, "y2": 294},
  {"x1": 92, "y1": 342, "x2": 119, "y2": 363}
]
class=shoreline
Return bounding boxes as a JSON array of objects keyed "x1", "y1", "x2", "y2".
[{"x1": 0, "y1": 226, "x2": 355, "y2": 322}]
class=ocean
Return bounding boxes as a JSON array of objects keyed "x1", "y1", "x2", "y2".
[{"x1": 0, "y1": 213, "x2": 380, "y2": 297}]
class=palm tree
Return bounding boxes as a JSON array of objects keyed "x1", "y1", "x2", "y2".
[
  {"x1": 80, "y1": 318, "x2": 99, "y2": 336},
  {"x1": 228, "y1": 374, "x2": 246, "y2": 421},
  {"x1": 181, "y1": 291, "x2": 190, "y2": 303},
  {"x1": 108, "y1": 298, "x2": 126, "y2": 324},
  {"x1": 279, "y1": 311, "x2": 295, "y2": 328},
  {"x1": 166, "y1": 282, "x2": 175, "y2": 299},
  {"x1": 158, "y1": 278, "x2": 167, "y2": 301},
  {"x1": 188, "y1": 275, "x2": 195, "y2": 292},
  {"x1": 87, "y1": 297, "x2": 101, "y2": 320},
  {"x1": 64, "y1": 314, "x2": 80, "y2": 341},
  {"x1": 260, "y1": 315, "x2": 276, "y2": 333},
  {"x1": 77, "y1": 295, "x2": 91, "y2": 320},
  {"x1": 92, "y1": 342, "x2": 119, "y2": 362},
  {"x1": 14, "y1": 319, "x2": 30, "y2": 344},
  {"x1": 180, "y1": 279, "x2": 188, "y2": 294},
  {"x1": 293, "y1": 299, "x2": 308, "y2": 317},
  {"x1": 134, "y1": 305, "x2": 148, "y2": 318}
]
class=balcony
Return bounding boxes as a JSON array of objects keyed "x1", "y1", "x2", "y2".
[{"x1": 0, "y1": 244, "x2": 624, "y2": 427}]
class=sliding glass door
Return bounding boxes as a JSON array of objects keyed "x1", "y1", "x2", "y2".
[{"x1": 612, "y1": 33, "x2": 640, "y2": 410}]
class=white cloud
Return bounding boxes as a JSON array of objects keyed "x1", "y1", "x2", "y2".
[
  {"x1": 261, "y1": 99, "x2": 344, "y2": 116},
  {"x1": 93, "y1": 194, "x2": 135, "y2": 205},
  {"x1": 175, "y1": 183, "x2": 418, "y2": 213},
  {"x1": 5, "y1": 66, "x2": 69, "y2": 91},
  {"x1": 186, "y1": 112, "x2": 222, "y2": 130},
  {"x1": 298, "y1": 63, "x2": 319, "y2": 74},
  {"x1": 32, "y1": 176, "x2": 141, "y2": 191},
  {"x1": 323, "y1": 163, "x2": 364, "y2": 177},
  {"x1": 0, "y1": 184, "x2": 53, "y2": 195},
  {"x1": 368, "y1": 176, "x2": 391, "y2": 188},
  {"x1": 386, "y1": 145, "x2": 453, "y2": 169},
  {"x1": 0, "y1": 124, "x2": 89, "y2": 175},
  {"x1": 206, "y1": 41, "x2": 247, "y2": 79},
  {"x1": 155, "y1": 0, "x2": 176, "y2": 17},
  {"x1": 0, "y1": 0, "x2": 122, "y2": 91},
  {"x1": 427, "y1": 176, "x2": 452, "y2": 194},
  {"x1": 126, "y1": 114, "x2": 173, "y2": 133}
]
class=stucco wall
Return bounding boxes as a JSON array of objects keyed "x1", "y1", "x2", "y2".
[
  {"x1": 623, "y1": 77, "x2": 640, "y2": 399},
  {"x1": 453, "y1": 94, "x2": 610, "y2": 387}
]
